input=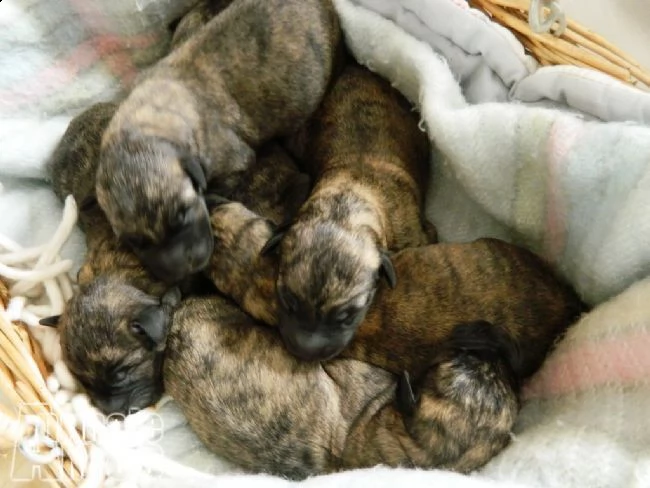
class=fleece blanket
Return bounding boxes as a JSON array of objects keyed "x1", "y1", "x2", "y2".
[{"x1": 1, "y1": 0, "x2": 650, "y2": 486}]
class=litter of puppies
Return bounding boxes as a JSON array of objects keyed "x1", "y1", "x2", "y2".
[{"x1": 39, "y1": 0, "x2": 586, "y2": 480}]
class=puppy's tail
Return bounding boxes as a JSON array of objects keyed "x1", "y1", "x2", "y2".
[{"x1": 444, "y1": 320, "x2": 523, "y2": 391}]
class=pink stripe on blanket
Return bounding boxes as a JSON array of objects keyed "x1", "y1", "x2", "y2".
[
  {"x1": 522, "y1": 329, "x2": 650, "y2": 400},
  {"x1": 64, "y1": 0, "x2": 143, "y2": 87},
  {"x1": 542, "y1": 116, "x2": 584, "y2": 263},
  {"x1": 0, "y1": 33, "x2": 158, "y2": 110}
]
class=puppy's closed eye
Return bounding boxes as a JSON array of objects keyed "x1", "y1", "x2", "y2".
[
  {"x1": 111, "y1": 367, "x2": 132, "y2": 390},
  {"x1": 130, "y1": 321, "x2": 149, "y2": 339},
  {"x1": 334, "y1": 308, "x2": 358, "y2": 327},
  {"x1": 170, "y1": 207, "x2": 190, "y2": 231}
]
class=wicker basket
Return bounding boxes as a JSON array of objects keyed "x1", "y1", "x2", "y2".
[
  {"x1": 0, "y1": 198, "x2": 88, "y2": 487},
  {"x1": 0, "y1": 284, "x2": 86, "y2": 487},
  {"x1": 467, "y1": 0, "x2": 650, "y2": 89}
]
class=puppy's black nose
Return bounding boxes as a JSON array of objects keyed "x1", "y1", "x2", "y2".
[
  {"x1": 281, "y1": 330, "x2": 343, "y2": 362},
  {"x1": 93, "y1": 395, "x2": 131, "y2": 416}
]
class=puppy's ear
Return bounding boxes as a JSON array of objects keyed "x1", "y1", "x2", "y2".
[
  {"x1": 130, "y1": 305, "x2": 170, "y2": 351},
  {"x1": 79, "y1": 195, "x2": 99, "y2": 213},
  {"x1": 39, "y1": 315, "x2": 61, "y2": 328},
  {"x1": 379, "y1": 252, "x2": 397, "y2": 289},
  {"x1": 260, "y1": 221, "x2": 293, "y2": 256},
  {"x1": 204, "y1": 193, "x2": 232, "y2": 212},
  {"x1": 180, "y1": 155, "x2": 207, "y2": 194}
]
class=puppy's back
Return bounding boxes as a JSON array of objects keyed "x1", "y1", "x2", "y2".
[
  {"x1": 165, "y1": 296, "x2": 393, "y2": 479},
  {"x1": 359, "y1": 238, "x2": 585, "y2": 379},
  {"x1": 143, "y1": 0, "x2": 342, "y2": 142},
  {"x1": 293, "y1": 64, "x2": 430, "y2": 184}
]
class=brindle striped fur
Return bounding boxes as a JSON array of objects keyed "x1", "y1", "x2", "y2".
[
  {"x1": 165, "y1": 296, "x2": 518, "y2": 479},
  {"x1": 96, "y1": 0, "x2": 342, "y2": 284},
  {"x1": 204, "y1": 198, "x2": 585, "y2": 474},
  {"x1": 270, "y1": 63, "x2": 436, "y2": 360},
  {"x1": 206, "y1": 201, "x2": 584, "y2": 381},
  {"x1": 205, "y1": 143, "x2": 310, "y2": 325}
]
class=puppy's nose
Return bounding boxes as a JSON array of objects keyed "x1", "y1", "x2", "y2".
[
  {"x1": 93, "y1": 395, "x2": 130, "y2": 416},
  {"x1": 282, "y1": 330, "x2": 343, "y2": 362}
]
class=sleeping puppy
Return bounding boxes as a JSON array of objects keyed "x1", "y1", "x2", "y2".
[
  {"x1": 41, "y1": 102, "x2": 196, "y2": 415},
  {"x1": 263, "y1": 63, "x2": 435, "y2": 361},
  {"x1": 96, "y1": 0, "x2": 342, "y2": 284},
  {"x1": 205, "y1": 199, "x2": 584, "y2": 383},
  {"x1": 164, "y1": 295, "x2": 519, "y2": 478}
]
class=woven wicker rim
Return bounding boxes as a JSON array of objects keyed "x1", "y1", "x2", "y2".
[{"x1": 468, "y1": 0, "x2": 650, "y2": 89}]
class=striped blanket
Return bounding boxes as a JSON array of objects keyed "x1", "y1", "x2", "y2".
[{"x1": 1, "y1": 0, "x2": 649, "y2": 487}]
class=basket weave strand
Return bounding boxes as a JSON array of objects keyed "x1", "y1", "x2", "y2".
[{"x1": 468, "y1": 0, "x2": 650, "y2": 88}]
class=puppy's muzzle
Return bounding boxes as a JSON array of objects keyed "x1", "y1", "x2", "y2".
[
  {"x1": 139, "y1": 203, "x2": 214, "y2": 284},
  {"x1": 278, "y1": 318, "x2": 355, "y2": 362},
  {"x1": 92, "y1": 388, "x2": 162, "y2": 416}
]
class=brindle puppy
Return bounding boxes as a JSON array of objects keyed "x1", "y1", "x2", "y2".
[
  {"x1": 205, "y1": 199, "x2": 584, "y2": 383},
  {"x1": 164, "y1": 296, "x2": 519, "y2": 479},
  {"x1": 96, "y1": 0, "x2": 342, "y2": 284},
  {"x1": 42, "y1": 198, "x2": 182, "y2": 416},
  {"x1": 262, "y1": 63, "x2": 436, "y2": 361}
]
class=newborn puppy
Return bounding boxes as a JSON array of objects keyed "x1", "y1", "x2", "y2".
[
  {"x1": 43, "y1": 195, "x2": 182, "y2": 417},
  {"x1": 41, "y1": 102, "x2": 188, "y2": 415},
  {"x1": 49, "y1": 274, "x2": 180, "y2": 416},
  {"x1": 97, "y1": 0, "x2": 342, "y2": 284},
  {"x1": 263, "y1": 64, "x2": 435, "y2": 361},
  {"x1": 164, "y1": 296, "x2": 519, "y2": 479},
  {"x1": 206, "y1": 200, "x2": 584, "y2": 381}
]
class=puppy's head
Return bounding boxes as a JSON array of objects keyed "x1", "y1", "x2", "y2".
[
  {"x1": 263, "y1": 220, "x2": 395, "y2": 362},
  {"x1": 40, "y1": 276, "x2": 181, "y2": 415},
  {"x1": 96, "y1": 136, "x2": 213, "y2": 284}
]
